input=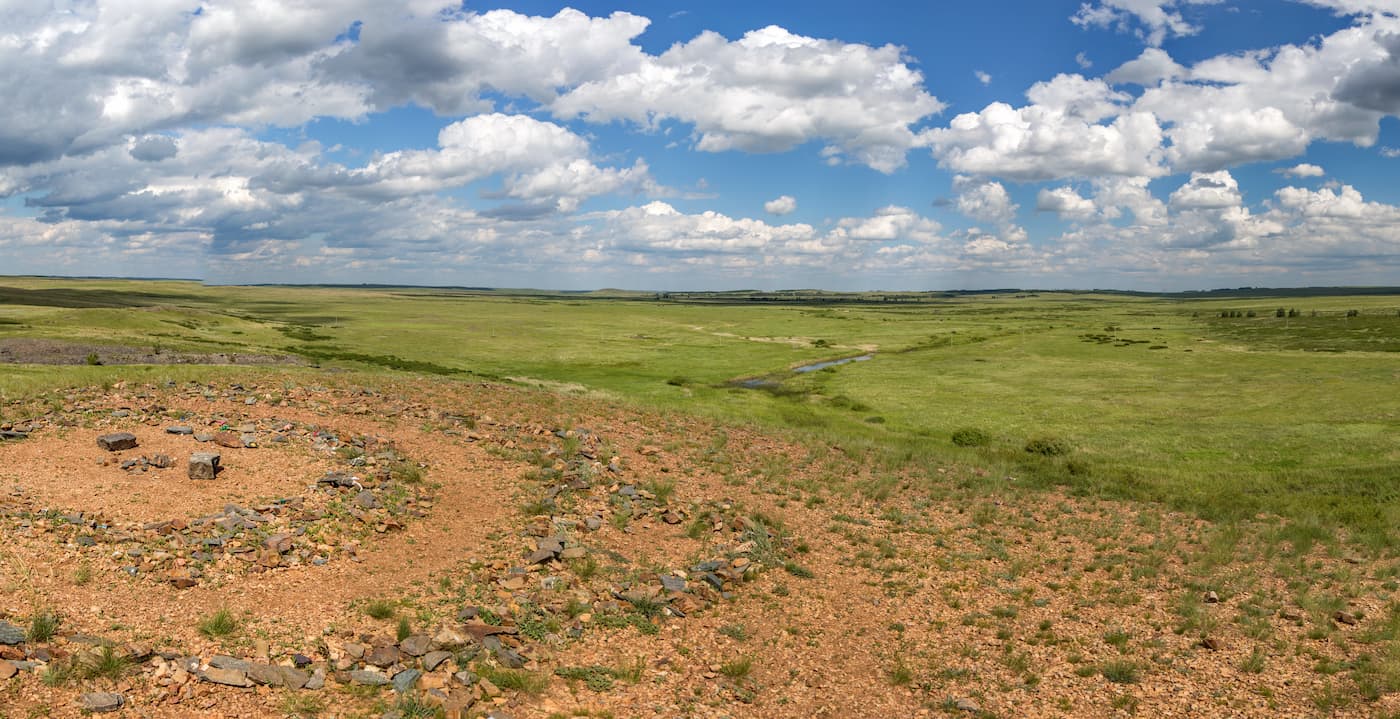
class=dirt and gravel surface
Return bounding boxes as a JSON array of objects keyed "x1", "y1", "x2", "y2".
[{"x1": 0, "y1": 374, "x2": 1396, "y2": 718}]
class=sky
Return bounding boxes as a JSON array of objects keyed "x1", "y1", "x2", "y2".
[{"x1": 2, "y1": 1, "x2": 1400, "y2": 291}]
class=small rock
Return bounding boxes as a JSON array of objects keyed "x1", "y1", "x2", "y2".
[
  {"x1": 0, "y1": 660, "x2": 16, "y2": 679},
  {"x1": 79, "y1": 692, "x2": 125, "y2": 713},
  {"x1": 188, "y1": 452, "x2": 221, "y2": 480},
  {"x1": 1334, "y1": 611, "x2": 1358, "y2": 626},
  {"x1": 1204, "y1": 590, "x2": 1219, "y2": 604},
  {"x1": 213, "y1": 431, "x2": 242, "y2": 449},
  {"x1": 392, "y1": 668, "x2": 422, "y2": 693},
  {"x1": 354, "y1": 490, "x2": 381, "y2": 510},
  {"x1": 660, "y1": 575, "x2": 687, "y2": 593},
  {"x1": 399, "y1": 635, "x2": 431, "y2": 657},
  {"x1": 348, "y1": 669, "x2": 390, "y2": 686},
  {"x1": 201, "y1": 666, "x2": 252, "y2": 687},
  {"x1": 1198, "y1": 637, "x2": 1222, "y2": 651},
  {"x1": 365, "y1": 645, "x2": 399, "y2": 668},
  {"x1": 305, "y1": 667, "x2": 326, "y2": 690},
  {"x1": 0, "y1": 623, "x2": 23, "y2": 645},
  {"x1": 421, "y1": 650, "x2": 451, "y2": 672},
  {"x1": 97, "y1": 432, "x2": 138, "y2": 451},
  {"x1": 953, "y1": 698, "x2": 980, "y2": 713},
  {"x1": 166, "y1": 425, "x2": 194, "y2": 435}
]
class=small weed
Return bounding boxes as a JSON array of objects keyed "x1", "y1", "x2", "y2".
[
  {"x1": 281, "y1": 692, "x2": 327, "y2": 718},
  {"x1": 1100, "y1": 660, "x2": 1140, "y2": 684},
  {"x1": 27, "y1": 610, "x2": 59, "y2": 643},
  {"x1": 365, "y1": 599, "x2": 397, "y2": 620},
  {"x1": 569, "y1": 556, "x2": 599, "y2": 579},
  {"x1": 477, "y1": 666, "x2": 548, "y2": 694},
  {"x1": 1240, "y1": 648, "x2": 1266, "y2": 674},
  {"x1": 197, "y1": 608, "x2": 239, "y2": 638},
  {"x1": 720, "y1": 656, "x2": 753, "y2": 679},
  {"x1": 951, "y1": 428, "x2": 991, "y2": 447},
  {"x1": 719, "y1": 623, "x2": 749, "y2": 641},
  {"x1": 887, "y1": 657, "x2": 913, "y2": 686},
  {"x1": 396, "y1": 616, "x2": 412, "y2": 642}
]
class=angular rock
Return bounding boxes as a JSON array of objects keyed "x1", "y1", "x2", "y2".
[
  {"x1": 201, "y1": 666, "x2": 253, "y2": 687},
  {"x1": 213, "y1": 431, "x2": 242, "y2": 449},
  {"x1": 0, "y1": 622, "x2": 23, "y2": 645},
  {"x1": 208, "y1": 655, "x2": 252, "y2": 671},
  {"x1": 1204, "y1": 590, "x2": 1219, "y2": 604},
  {"x1": 660, "y1": 575, "x2": 687, "y2": 593},
  {"x1": 354, "y1": 490, "x2": 381, "y2": 510},
  {"x1": 166, "y1": 425, "x2": 194, "y2": 435},
  {"x1": 421, "y1": 650, "x2": 451, "y2": 672},
  {"x1": 188, "y1": 452, "x2": 221, "y2": 480},
  {"x1": 79, "y1": 692, "x2": 125, "y2": 713},
  {"x1": 392, "y1": 668, "x2": 422, "y2": 693},
  {"x1": 524, "y1": 548, "x2": 556, "y2": 565},
  {"x1": 305, "y1": 667, "x2": 326, "y2": 690},
  {"x1": 97, "y1": 432, "x2": 138, "y2": 451},
  {"x1": 398, "y1": 634, "x2": 431, "y2": 657},
  {"x1": 1334, "y1": 611, "x2": 1359, "y2": 626},
  {"x1": 365, "y1": 645, "x2": 399, "y2": 668},
  {"x1": 149, "y1": 454, "x2": 173, "y2": 469},
  {"x1": 348, "y1": 669, "x2": 390, "y2": 686},
  {"x1": 0, "y1": 660, "x2": 16, "y2": 679},
  {"x1": 248, "y1": 663, "x2": 310, "y2": 689}
]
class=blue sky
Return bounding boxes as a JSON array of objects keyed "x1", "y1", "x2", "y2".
[{"x1": 1, "y1": 0, "x2": 1399, "y2": 290}]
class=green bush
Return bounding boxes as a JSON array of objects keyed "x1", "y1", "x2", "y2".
[
  {"x1": 1025, "y1": 437, "x2": 1071, "y2": 456},
  {"x1": 951, "y1": 428, "x2": 991, "y2": 447}
]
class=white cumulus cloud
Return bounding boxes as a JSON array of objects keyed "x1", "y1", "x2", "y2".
[{"x1": 764, "y1": 195, "x2": 797, "y2": 215}]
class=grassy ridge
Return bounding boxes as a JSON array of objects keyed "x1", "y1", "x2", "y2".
[{"x1": 3, "y1": 277, "x2": 1400, "y2": 545}]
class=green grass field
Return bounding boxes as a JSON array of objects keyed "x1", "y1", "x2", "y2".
[{"x1": 3, "y1": 276, "x2": 1399, "y2": 547}]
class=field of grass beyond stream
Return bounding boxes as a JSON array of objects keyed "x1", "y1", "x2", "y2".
[
  {"x1": 7, "y1": 277, "x2": 1400, "y2": 718},
  {"x1": 2, "y1": 278, "x2": 1399, "y2": 546}
]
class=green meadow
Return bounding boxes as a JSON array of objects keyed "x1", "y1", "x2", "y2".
[{"x1": 3, "y1": 277, "x2": 1399, "y2": 546}]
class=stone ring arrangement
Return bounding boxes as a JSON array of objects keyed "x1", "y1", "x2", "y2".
[{"x1": 1, "y1": 414, "x2": 433, "y2": 589}]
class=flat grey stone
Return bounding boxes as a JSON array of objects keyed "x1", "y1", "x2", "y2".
[
  {"x1": 392, "y1": 668, "x2": 421, "y2": 693},
  {"x1": 201, "y1": 666, "x2": 252, "y2": 687},
  {"x1": 79, "y1": 692, "x2": 124, "y2": 713},
  {"x1": 0, "y1": 622, "x2": 23, "y2": 645},
  {"x1": 421, "y1": 650, "x2": 451, "y2": 672},
  {"x1": 348, "y1": 669, "x2": 390, "y2": 686},
  {"x1": 97, "y1": 432, "x2": 138, "y2": 451}
]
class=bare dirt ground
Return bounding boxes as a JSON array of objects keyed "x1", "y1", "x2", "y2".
[{"x1": 0, "y1": 374, "x2": 1395, "y2": 718}]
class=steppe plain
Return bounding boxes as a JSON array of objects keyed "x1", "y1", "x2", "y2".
[{"x1": 0, "y1": 277, "x2": 1399, "y2": 718}]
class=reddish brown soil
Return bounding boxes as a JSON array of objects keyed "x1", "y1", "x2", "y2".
[{"x1": 0, "y1": 374, "x2": 1395, "y2": 719}]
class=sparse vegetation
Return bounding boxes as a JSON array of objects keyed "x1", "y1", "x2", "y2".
[{"x1": 197, "y1": 608, "x2": 240, "y2": 638}]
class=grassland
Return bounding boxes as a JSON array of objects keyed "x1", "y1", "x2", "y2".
[{"x1": 2, "y1": 276, "x2": 1399, "y2": 548}]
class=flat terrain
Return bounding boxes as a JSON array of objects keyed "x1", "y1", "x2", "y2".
[{"x1": 0, "y1": 278, "x2": 1398, "y2": 718}]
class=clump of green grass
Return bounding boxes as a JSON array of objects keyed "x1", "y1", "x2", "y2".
[
  {"x1": 1099, "y1": 660, "x2": 1140, "y2": 684},
  {"x1": 555, "y1": 660, "x2": 644, "y2": 692},
  {"x1": 198, "y1": 608, "x2": 240, "y2": 638},
  {"x1": 477, "y1": 665, "x2": 548, "y2": 694},
  {"x1": 718, "y1": 624, "x2": 749, "y2": 641},
  {"x1": 887, "y1": 657, "x2": 913, "y2": 686},
  {"x1": 720, "y1": 656, "x2": 753, "y2": 679},
  {"x1": 364, "y1": 599, "x2": 396, "y2": 620},
  {"x1": 1025, "y1": 437, "x2": 1071, "y2": 456},
  {"x1": 28, "y1": 609, "x2": 60, "y2": 643},
  {"x1": 390, "y1": 692, "x2": 443, "y2": 719},
  {"x1": 645, "y1": 478, "x2": 676, "y2": 504},
  {"x1": 281, "y1": 692, "x2": 327, "y2": 718},
  {"x1": 951, "y1": 427, "x2": 991, "y2": 447},
  {"x1": 396, "y1": 616, "x2": 412, "y2": 642},
  {"x1": 783, "y1": 561, "x2": 814, "y2": 578}
]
